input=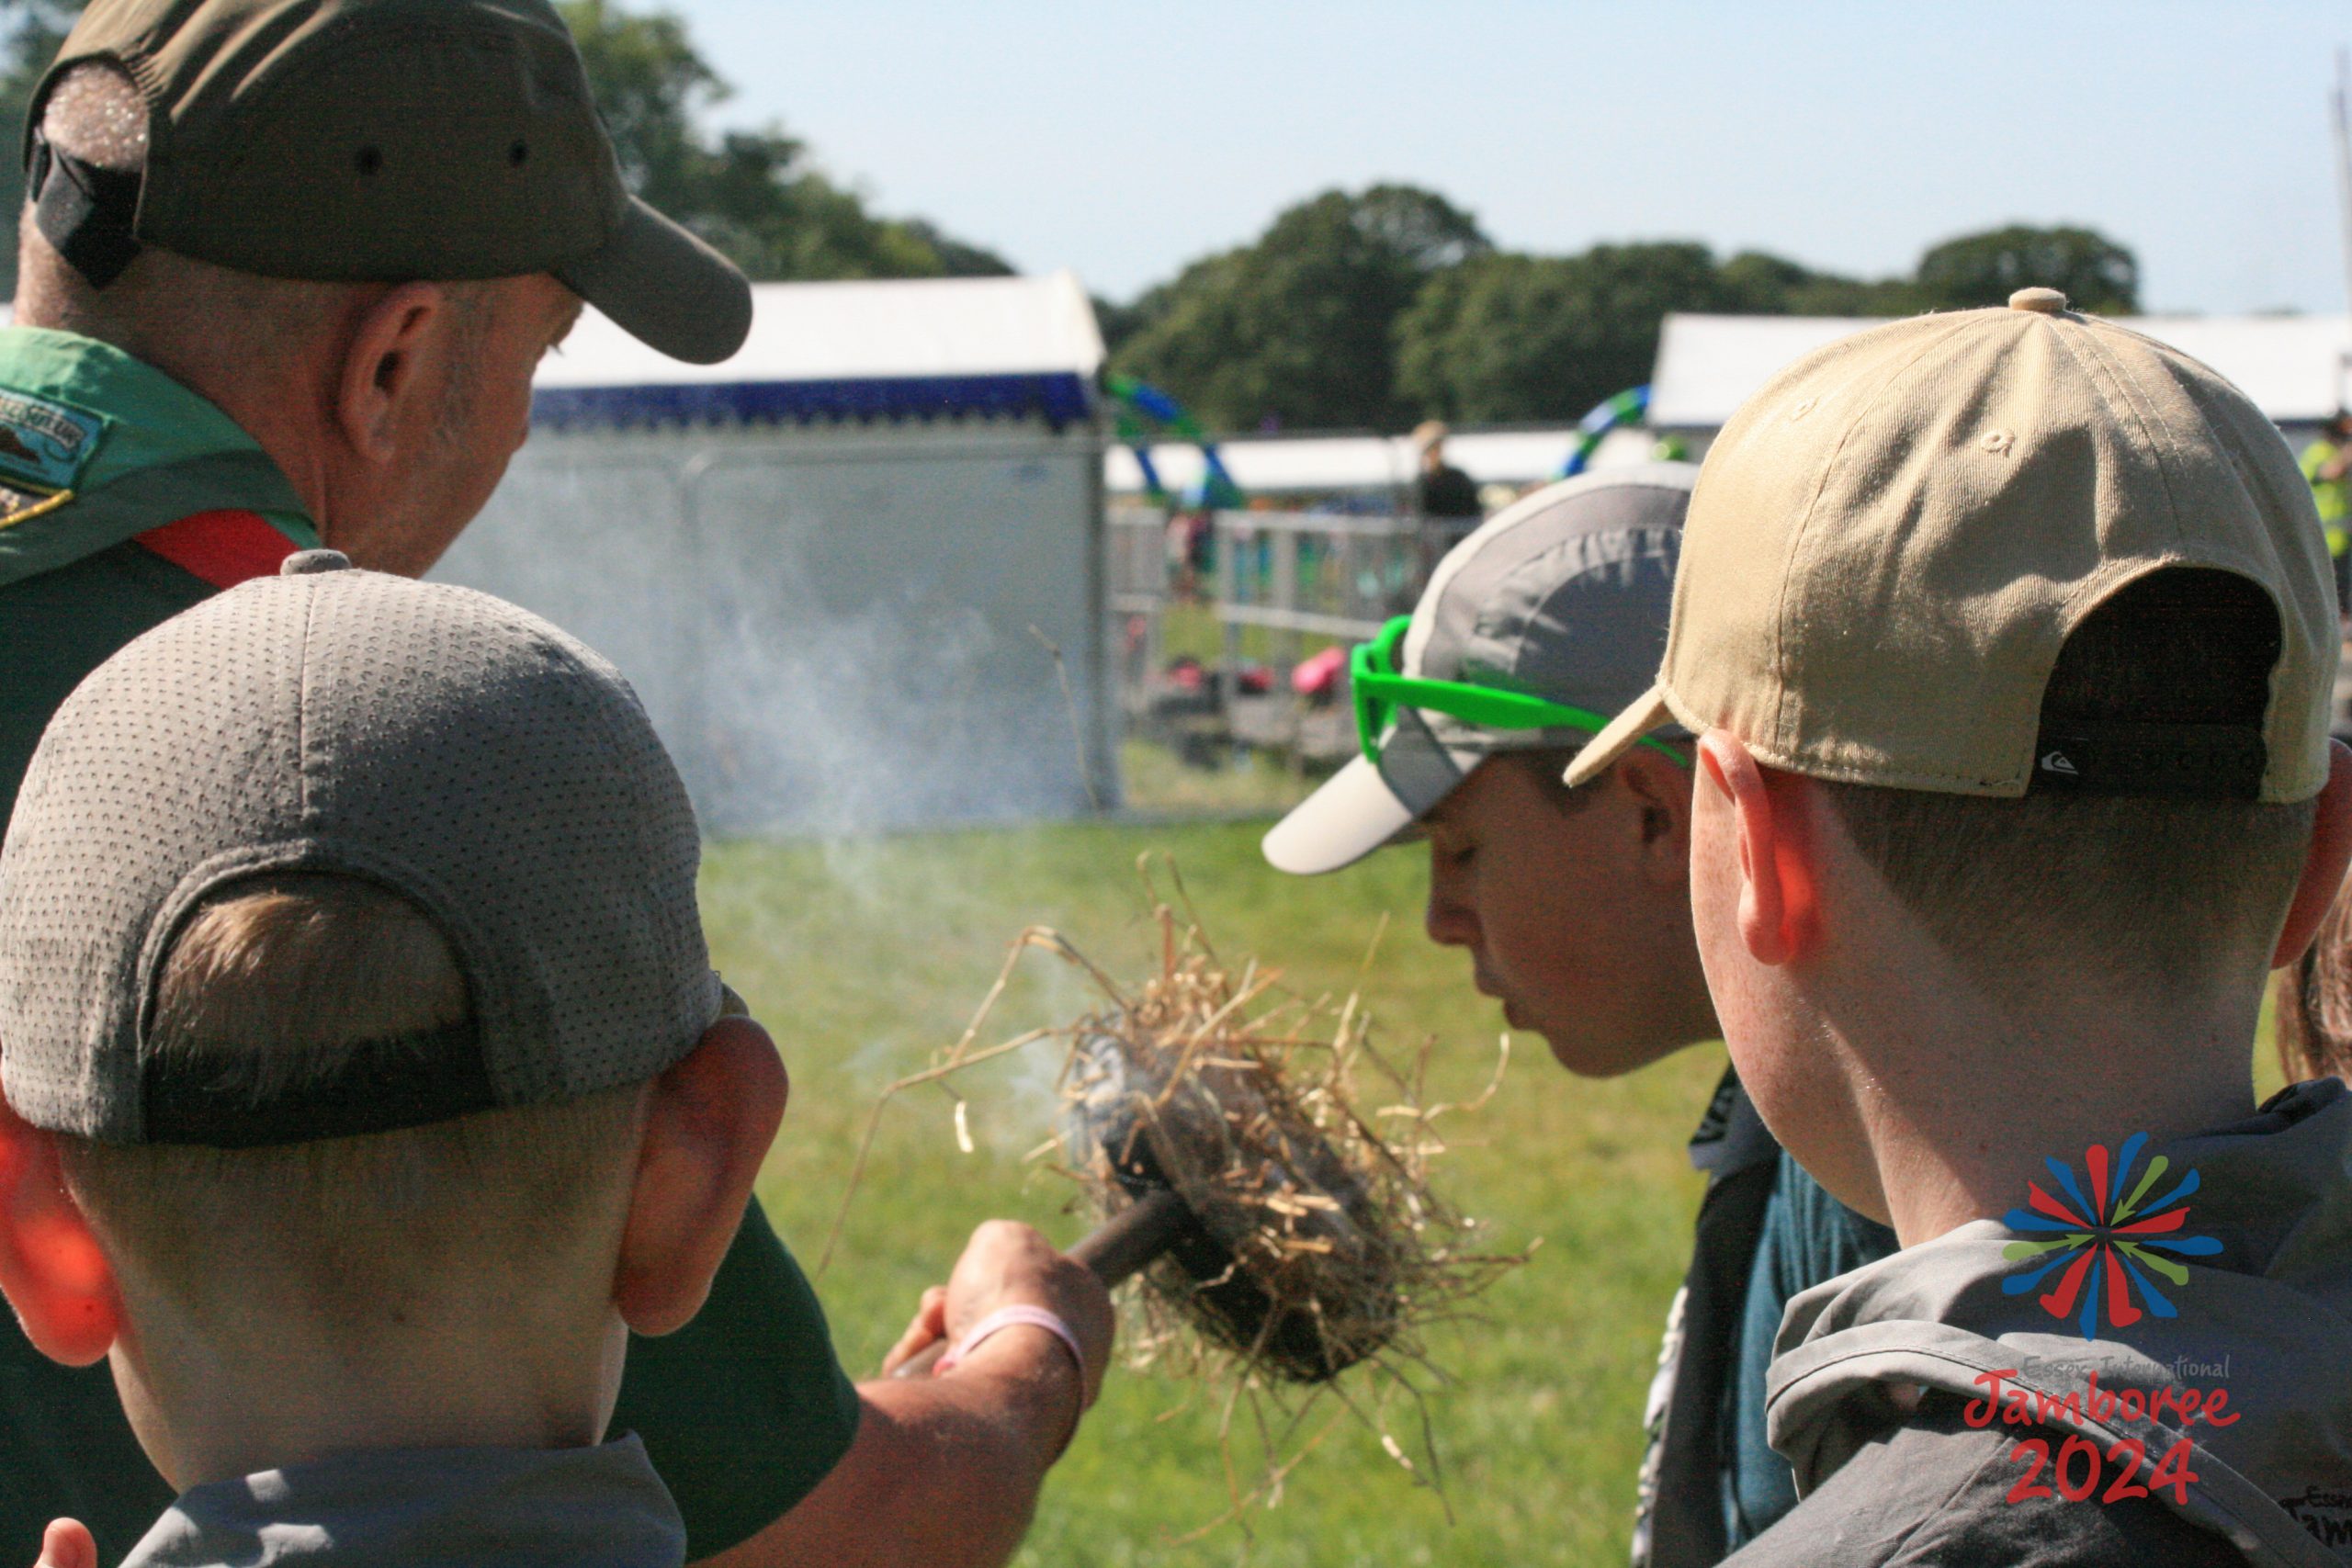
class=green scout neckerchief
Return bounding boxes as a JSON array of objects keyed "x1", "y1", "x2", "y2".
[{"x1": 0, "y1": 327, "x2": 315, "y2": 592}]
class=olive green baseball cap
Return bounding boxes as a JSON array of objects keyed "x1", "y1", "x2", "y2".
[
  {"x1": 1568, "y1": 288, "x2": 2336, "y2": 804},
  {"x1": 32, "y1": 0, "x2": 752, "y2": 364}
]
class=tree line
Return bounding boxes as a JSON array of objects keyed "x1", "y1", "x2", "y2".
[
  {"x1": 1102, "y1": 186, "x2": 2139, "y2": 433},
  {"x1": 0, "y1": 0, "x2": 2141, "y2": 437}
]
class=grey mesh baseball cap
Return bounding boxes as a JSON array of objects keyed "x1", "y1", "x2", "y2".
[
  {"x1": 1261, "y1": 464, "x2": 1694, "y2": 876},
  {"x1": 0, "y1": 550, "x2": 721, "y2": 1146}
]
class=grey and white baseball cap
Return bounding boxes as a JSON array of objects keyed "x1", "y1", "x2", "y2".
[
  {"x1": 0, "y1": 550, "x2": 721, "y2": 1146},
  {"x1": 1261, "y1": 464, "x2": 1694, "y2": 875}
]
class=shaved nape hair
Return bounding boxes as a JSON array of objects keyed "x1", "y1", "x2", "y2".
[
  {"x1": 57, "y1": 874, "x2": 650, "y2": 1338},
  {"x1": 1822, "y1": 569, "x2": 2317, "y2": 1008}
]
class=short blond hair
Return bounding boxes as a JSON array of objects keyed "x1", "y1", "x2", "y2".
[
  {"x1": 1820, "y1": 570, "x2": 2314, "y2": 1006},
  {"x1": 59, "y1": 875, "x2": 648, "y2": 1331}
]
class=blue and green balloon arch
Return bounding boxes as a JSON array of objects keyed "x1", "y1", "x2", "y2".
[
  {"x1": 1106, "y1": 374, "x2": 1243, "y2": 508},
  {"x1": 1560, "y1": 385, "x2": 1663, "y2": 479}
]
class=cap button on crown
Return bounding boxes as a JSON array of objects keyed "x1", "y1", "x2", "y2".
[
  {"x1": 281, "y1": 549, "x2": 353, "y2": 576},
  {"x1": 2008, "y1": 287, "x2": 2069, "y2": 315}
]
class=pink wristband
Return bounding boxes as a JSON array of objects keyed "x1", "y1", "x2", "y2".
[{"x1": 933, "y1": 1304, "x2": 1090, "y2": 1403}]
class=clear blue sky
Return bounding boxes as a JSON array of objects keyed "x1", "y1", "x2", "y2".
[{"x1": 670, "y1": 1, "x2": 2352, "y2": 314}]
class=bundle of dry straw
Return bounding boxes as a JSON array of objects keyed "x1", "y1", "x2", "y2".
[{"x1": 821, "y1": 861, "x2": 1523, "y2": 1527}]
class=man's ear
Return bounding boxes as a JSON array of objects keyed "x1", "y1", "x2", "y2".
[
  {"x1": 1615, "y1": 747, "x2": 1696, "y2": 885},
  {"x1": 612, "y1": 1016, "x2": 788, "y2": 1337},
  {"x1": 1696, "y1": 732, "x2": 1822, "y2": 968},
  {"x1": 0, "y1": 1098, "x2": 120, "y2": 1368},
  {"x1": 2273, "y1": 739, "x2": 2352, "y2": 968},
  {"x1": 333, "y1": 281, "x2": 452, "y2": 467}
]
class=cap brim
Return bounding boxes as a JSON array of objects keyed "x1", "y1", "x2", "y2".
[
  {"x1": 1263, "y1": 755, "x2": 1424, "y2": 874},
  {"x1": 555, "y1": 197, "x2": 752, "y2": 366},
  {"x1": 1563, "y1": 683, "x2": 1677, "y2": 787}
]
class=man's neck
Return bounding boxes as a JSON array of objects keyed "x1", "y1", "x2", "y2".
[{"x1": 17, "y1": 305, "x2": 338, "y2": 529}]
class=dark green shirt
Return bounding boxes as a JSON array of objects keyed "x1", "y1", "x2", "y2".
[
  {"x1": 1636, "y1": 1071, "x2": 1897, "y2": 1568},
  {"x1": 1416, "y1": 461, "x2": 1482, "y2": 520},
  {"x1": 0, "y1": 328, "x2": 861, "y2": 1563}
]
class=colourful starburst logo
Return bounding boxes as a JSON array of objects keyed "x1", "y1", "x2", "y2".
[{"x1": 2000, "y1": 1133, "x2": 2221, "y2": 1340}]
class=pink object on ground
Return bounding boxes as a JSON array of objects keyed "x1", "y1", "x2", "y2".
[{"x1": 1293, "y1": 645, "x2": 1345, "y2": 696}]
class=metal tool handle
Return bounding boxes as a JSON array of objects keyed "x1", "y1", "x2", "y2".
[
  {"x1": 889, "y1": 1189, "x2": 1192, "y2": 1378},
  {"x1": 1066, "y1": 1187, "x2": 1192, "y2": 1285}
]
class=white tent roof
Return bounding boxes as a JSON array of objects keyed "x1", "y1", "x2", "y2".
[
  {"x1": 1104, "y1": 426, "x2": 1658, "y2": 496},
  {"x1": 536, "y1": 270, "x2": 1105, "y2": 389},
  {"x1": 1651, "y1": 311, "x2": 2352, "y2": 429}
]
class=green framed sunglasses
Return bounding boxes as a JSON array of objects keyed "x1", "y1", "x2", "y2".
[{"x1": 1347, "y1": 615, "x2": 1688, "y2": 768}]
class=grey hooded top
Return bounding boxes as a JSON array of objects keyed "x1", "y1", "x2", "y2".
[
  {"x1": 119, "y1": 1436, "x2": 684, "y2": 1568},
  {"x1": 1726, "y1": 1079, "x2": 2352, "y2": 1568}
]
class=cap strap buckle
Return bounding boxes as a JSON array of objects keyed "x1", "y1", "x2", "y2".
[
  {"x1": 1347, "y1": 614, "x2": 1688, "y2": 770},
  {"x1": 28, "y1": 126, "x2": 144, "y2": 290}
]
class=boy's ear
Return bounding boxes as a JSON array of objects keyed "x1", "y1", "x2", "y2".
[
  {"x1": 0, "y1": 1097, "x2": 121, "y2": 1368},
  {"x1": 1616, "y1": 746, "x2": 1696, "y2": 883},
  {"x1": 1697, "y1": 731, "x2": 1822, "y2": 967},
  {"x1": 2273, "y1": 739, "x2": 2352, "y2": 969},
  {"x1": 612, "y1": 1015, "x2": 788, "y2": 1337}
]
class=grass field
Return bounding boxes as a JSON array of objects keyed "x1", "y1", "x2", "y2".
[{"x1": 704, "y1": 813, "x2": 2289, "y2": 1567}]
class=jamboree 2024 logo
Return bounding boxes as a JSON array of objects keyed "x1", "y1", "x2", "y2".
[
  {"x1": 2000, "y1": 1131, "x2": 2222, "y2": 1338},
  {"x1": 1972, "y1": 1134, "x2": 2234, "y2": 1509}
]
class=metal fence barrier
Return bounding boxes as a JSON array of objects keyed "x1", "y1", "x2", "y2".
[{"x1": 1108, "y1": 504, "x2": 1428, "y2": 761}]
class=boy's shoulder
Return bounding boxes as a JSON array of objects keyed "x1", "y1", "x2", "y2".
[{"x1": 1725, "y1": 1396, "x2": 2247, "y2": 1568}]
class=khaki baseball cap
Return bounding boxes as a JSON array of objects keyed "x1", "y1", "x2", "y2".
[
  {"x1": 31, "y1": 0, "x2": 752, "y2": 364},
  {"x1": 0, "y1": 550, "x2": 721, "y2": 1146},
  {"x1": 1567, "y1": 288, "x2": 2335, "y2": 804}
]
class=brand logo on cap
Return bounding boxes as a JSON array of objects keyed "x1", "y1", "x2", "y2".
[{"x1": 2033, "y1": 723, "x2": 2266, "y2": 800}]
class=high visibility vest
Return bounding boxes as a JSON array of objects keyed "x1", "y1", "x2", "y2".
[{"x1": 2301, "y1": 438, "x2": 2349, "y2": 558}]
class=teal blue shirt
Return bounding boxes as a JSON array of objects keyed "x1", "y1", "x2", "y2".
[{"x1": 1724, "y1": 1154, "x2": 1898, "y2": 1548}]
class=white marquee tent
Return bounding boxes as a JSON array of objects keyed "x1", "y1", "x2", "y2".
[
  {"x1": 433, "y1": 272, "x2": 1114, "y2": 833},
  {"x1": 1650, "y1": 311, "x2": 2352, "y2": 440},
  {"x1": 1103, "y1": 425, "x2": 1659, "y2": 500}
]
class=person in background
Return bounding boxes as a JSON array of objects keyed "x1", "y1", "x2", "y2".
[
  {"x1": 1412, "y1": 420, "x2": 1483, "y2": 525},
  {"x1": 2278, "y1": 869, "x2": 2352, "y2": 1083},
  {"x1": 0, "y1": 3, "x2": 1103, "y2": 1564},
  {"x1": 2300, "y1": 409, "x2": 2352, "y2": 613},
  {"x1": 1262, "y1": 465, "x2": 1894, "y2": 1566}
]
